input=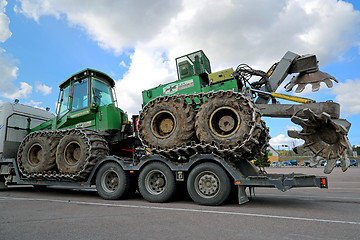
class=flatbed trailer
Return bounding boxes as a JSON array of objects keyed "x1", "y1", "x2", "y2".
[{"x1": 0, "y1": 153, "x2": 327, "y2": 205}]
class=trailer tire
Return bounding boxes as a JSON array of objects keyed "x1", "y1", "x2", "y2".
[
  {"x1": 20, "y1": 136, "x2": 57, "y2": 173},
  {"x1": 96, "y1": 162, "x2": 130, "y2": 200},
  {"x1": 138, "y1": 98, "x2": 195, "y2": 149},
  {"x1": 138, "y1": 162, "x2": 176, "y2": 203},
  {"x1": 187, "y1": 162, "x2": 231, "y2": 206},
  {"x1": 56, "y1": 134, "x2": 88, "y2": 173}
]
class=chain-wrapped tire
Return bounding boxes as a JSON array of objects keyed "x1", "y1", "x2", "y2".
[
  {"x1": 18, "y1": 135, "x2": 58, "y2": 173},
  {"x1": 56, "y1": 130, "x2": 109, "y2": 178},
  {"x1": 56, "y1": 134, "x2": 89, "y2": 173},
  {"x1": 195, "y1": 91, "x2": 262, "y2": 155},
  {"x1": 138, "y1": 98, "x2": 195, "y2": 149}
]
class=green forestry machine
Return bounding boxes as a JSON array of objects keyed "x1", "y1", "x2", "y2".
[
  {"x1": 15, "y1": 69, "x2": 138, "y2": 180},
  {"x1": 0, "y1": 50, "x2": 351, "y2": 206},
  {"x1": 138, "y1": 50, "x2": 351, "y2": 174}
]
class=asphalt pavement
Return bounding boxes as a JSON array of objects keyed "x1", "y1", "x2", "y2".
[{"x1": 0, "y1": 166, "x2": 359, "y2": 240}]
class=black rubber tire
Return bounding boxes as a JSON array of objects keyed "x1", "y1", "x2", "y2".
[
  {"x1": 187, "y1": 162, "x2": 231, "y2": 206},
  {"x1": 96, "y1": 162, "x2": 130, "y2": 200},
  {"x1": 56, "y1": 134, "x2": 88, "y2": 173},
  {"x1": 138, "y1": 98, "x2": 195, "y2": 149},
  {"x1": 33, "y1": 185, "x2": 47, "y2": 191},
  {"x1": 138, "y1": 162, "x2": 176, "y2": 203},
  {"x1": 19, "y1": 136, "x2": 57, "y2": 173},
  {"x1": 195, "y1": 94, "x2": 261, "y2": 150}
]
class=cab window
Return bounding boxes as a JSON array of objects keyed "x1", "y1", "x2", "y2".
[
  {"x1": 72, "y1": 79, "x2": 88, "y2": 111},
  {"x1": 92, "y1": 78, "x2": 114, "y2": 106},
  {"x1": 57, "y1": 85, "x2": 70, "y2": 117}
]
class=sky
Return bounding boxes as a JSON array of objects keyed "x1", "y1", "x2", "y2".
[{"x1": 0, "y1": 0, "x2": 360, "y2": 149}]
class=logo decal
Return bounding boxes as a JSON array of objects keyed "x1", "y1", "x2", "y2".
[
  {"x1": 163, "y1": 79, "x2": 194, "y2": 95},
  {"x1": 76, "y1": 121, "x2": 92, "y2": 128}
]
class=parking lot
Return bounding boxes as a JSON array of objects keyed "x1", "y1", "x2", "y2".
[{"x1": 0, "y1": 166, "x2": 359, "y2": 240}]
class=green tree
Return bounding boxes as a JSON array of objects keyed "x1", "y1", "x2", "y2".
[{"x1": 254, "y1": 151, "x2": 271, "y2": 173}]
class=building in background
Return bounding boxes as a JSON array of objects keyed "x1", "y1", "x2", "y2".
[{"x1": 267, "y1": 146, "x2": 279, "y2": 162}]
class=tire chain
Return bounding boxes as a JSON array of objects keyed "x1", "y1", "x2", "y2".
[
  {"x1": 17, "y1": 128, "x2": 109, "y2": 181},
  {"x1": 138, "y1": 90, "x2": 270, "y2": 161}
]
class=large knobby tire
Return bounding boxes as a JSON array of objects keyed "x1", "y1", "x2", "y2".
[
  {"x1": 138, "y1": 98, "x2": 195, "y2": 149},
  {"x1": 19, "y1": 136, "x2": 58, "y2": 173},
  {"x1": 96, "y1": 162, "x2": 130, "y2": 200},
  {"x1": 187, "y1": 162, "x2": 231, "y2": 206},
  {"x1": 195, "y1": 94, "x2": 261, "y2": 150},
  {"x1": 56, "y1": 134, "x2": 88, "y2": 173},
  {"x1": 138, "y1": 162, "x2": 176, "y2": 203}
]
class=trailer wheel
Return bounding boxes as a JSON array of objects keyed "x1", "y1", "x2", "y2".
[
  {"x1": 56, "y1": 134, "x2": 88, "y2": 173},
  {"x1": 19, "y1": 136, "x2": 57, "y2": 173},
  {"x1": 187, "y1": 162, "x2": 231, "y2": 206},
  {"x1": 96, "y1": 162, "x2": 130, "y2": 200},
  {"x1": 138, "y1": 162, "x2": 176, "y2": 203},
  {"x1": 138, "y1": 98, "x2": 195, "y2": 149}
]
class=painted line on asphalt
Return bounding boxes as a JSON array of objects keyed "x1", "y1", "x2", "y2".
[
  {"x1": 258, "y1": 193, "x2": 360, "y2": 201},
  {"x1": 1, "y1": 196, "x2": 359, "y2": 225}
]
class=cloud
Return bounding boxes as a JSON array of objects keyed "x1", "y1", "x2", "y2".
[
  {"x1": 14, "y1": 0, "x2": 360, "y2": 115},
  {"x1": 332, "y1": 78, "x2": 360, "y2": 115},
  {"x1": 0, "y1": 0, "x2": 33, "y2": 101},
  {"x1": 119, "y1": 61, "x2": 127, "y2": 68},
  {"x1": 35, "y1": 81, "x2": 52, "y2": 95},
  {"x1": 269, "y1": 134, "x2": 304, "y2": 148},
  {"x1": 3, "y1": 81, "x2": 33, "y2": 99},
  {"x1": 115, "y1": 46, "x2": 174, "y2": 115},
  {"x1": 0, "y1": 48, "x2": 30, "y2": 100},
  {"x1": 24, "y1": 99, "x2": 43, "y2": 109},
  {"x1": 0, "y1": 0, "x2": 11, "y2": 42},
  {"x1": 15, "y1": 0, "x2": 182, "y2": 54}
]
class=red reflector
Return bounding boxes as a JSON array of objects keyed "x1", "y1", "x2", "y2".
[{"x1": 322, "y1": 179, "x2": 326, "y2": 186}]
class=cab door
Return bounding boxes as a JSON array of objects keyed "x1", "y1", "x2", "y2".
[{"x1": 55, "y1": 78, "x2": 97, "y2": 130}]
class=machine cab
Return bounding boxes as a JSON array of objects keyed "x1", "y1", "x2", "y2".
[{"x1": 55, "y1": 69, "x2": 127, "y2": 131}]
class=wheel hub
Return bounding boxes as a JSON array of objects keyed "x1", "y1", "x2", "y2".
[
  {"x1": 28, "y1": 144, "x2": 42, "y2": 166},
  {"x1": 102, "y1": 170, "x2": 119, "y2": 192},
  {"x1": 209, "y1": 106, "x2": 241, "y2": 137},
  {"x1": 64, "y1": 141, "x2": 81, "y2": 166},
  {"x1": 151, "y1": 110, "x2": 176, "y2": 139},
  {"x1": 196, "y1": 171, "x2": 220, "y2": 197},
  {"x1": 145, "y1": 170, "x2": 166, "y2": 195}
]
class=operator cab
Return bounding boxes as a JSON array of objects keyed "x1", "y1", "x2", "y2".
[
  {"x1": 56, "y1": 68, "x2": 117, "y2": 119},
  {"x1": 175, "y1": 50, "x2": 212, "y2": 81}
]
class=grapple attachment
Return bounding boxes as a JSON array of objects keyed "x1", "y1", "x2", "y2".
[
  {"x1": 285, "y1": 70, "x2": 338, "y2": 93},
  {"x1": 287, "y1": 108, "x2": 352, "y2": 174}
]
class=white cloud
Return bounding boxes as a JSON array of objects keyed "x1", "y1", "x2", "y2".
[
  {"x1": 332, "y1": 78, "x2": 360, "y2": 116},
  {"x1": 269, "y1": 134, "x2": 304, "y2": 148},
  {"x1": 3, "y1": 82, "x2": 33, "y2": 99},
  {"x1": 35, "y1": 81, "x2": 52, "y2": 95},
  {"x1": 115, "y1": 46, "x2": 174, "y2": 115},
  {"x1": 119, "y1": 61, "x2": 127, "y2": 68},
  {"x1": 0, "y1": 0, "x2": 11, "y2": 42},
  {"x1": 14, "y1": 0, "x2": 360, "y2": 115},
  {"x1": 0, "y1": 48, "x2": 29, "y2": 100},
  {"x1": 24, "y1": 99, "x2": 42, "y2": 108},
  {"x1": 0, "y1": 0, "x2": 32, "y2": 101}
]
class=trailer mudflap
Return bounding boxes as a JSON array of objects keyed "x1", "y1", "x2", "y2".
[
  {"x1": 234, "y1": 173, "x2": 327, "y2": 205},
  {"x1": 235, "y1": 173, "x2": 328, "y2": 191}
]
